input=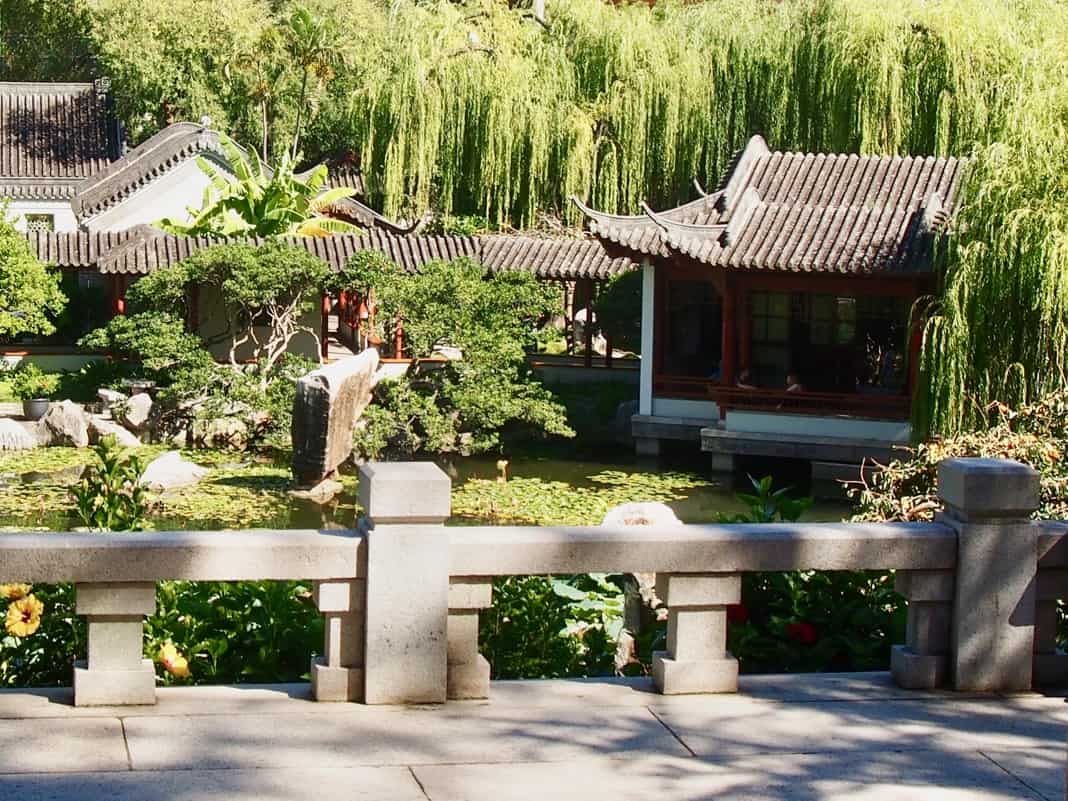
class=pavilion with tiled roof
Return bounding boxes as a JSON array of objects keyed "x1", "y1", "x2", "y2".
[{"x1": 574, "y1": 134, "x2": 965, "y2": 467}]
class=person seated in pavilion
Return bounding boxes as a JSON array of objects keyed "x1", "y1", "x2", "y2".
[
  {"x1": 736, "y1": 368, "x2": 757, "y2": 390},
  {"x1": 785, "y1": 373, "x2": 804, "y2": 393}
]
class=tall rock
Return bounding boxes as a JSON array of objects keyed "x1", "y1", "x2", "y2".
[{"x1": 291, "y1": 349, "x2": 379, "y2": 486}]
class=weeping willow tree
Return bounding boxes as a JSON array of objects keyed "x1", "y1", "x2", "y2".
[
  {"x1": 915, "y1": 18, "x2": 1068, "y2": 435},
  {"x1": 307, "y1": 0, "x2": 1039, "y2": 225}
]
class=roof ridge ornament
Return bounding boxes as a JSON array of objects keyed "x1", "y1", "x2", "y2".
[{"x1": 718, "y1": 134, "x2": 771, "y2": 215}]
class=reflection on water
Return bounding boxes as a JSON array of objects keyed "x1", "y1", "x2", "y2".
[{"x1": 1, "y1": 447, "x2": 850, "y2": 531}]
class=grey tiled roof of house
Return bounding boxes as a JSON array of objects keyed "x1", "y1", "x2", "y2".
[
  {"x1": 573, "y1": 134, "x2": 966, "y2": 275},
  {"x1": 25, "y1": 226, "x2": 633, "y2": 280},
  {"x1": 0, "y1": 82, "x2": 111, "y2": 199}
]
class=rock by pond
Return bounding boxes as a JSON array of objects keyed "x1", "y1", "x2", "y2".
[
  {"x1": 38, "y1": 401, "x2": 90, "y2": 448},
  {"x1": 291, "y1": 349, "x2": 378, "y2": 486},
  {"x1": 0, "y1": 418, "x2": 38, "y2": 451},
  {"x1": 140, "y1": 451, "x2": 210, "y2": 491}
]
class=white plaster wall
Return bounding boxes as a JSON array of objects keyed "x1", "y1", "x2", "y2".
[
  {"x1": 5, "y1": 200, "x2": 78, "y2": 232},
  {"x1": 725, "y1": 410, "x2": 912, "y2": 442},
  {"x1": 197, "y1": 285, "x2": 321, "y2": 363},
  {"x1": 2, "y1": 353, "x2": 105, "y2": 371},
  {"x1": 651, "y1": 397, "x2": 719, "y2": 419},
  {"x1": 82, "y1": 158, "x2": 222, "y2": 232},
  {"x1": 639, "y1": 260, "x2": 655, "y2": 416}
]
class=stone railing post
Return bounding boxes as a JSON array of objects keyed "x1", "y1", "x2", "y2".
[
  {"x1": 938, "y1": 457, "x2": 1041, "y2": 692},
  {"x1": 652, "y1": 572, "x2": 740, "y2": 694},
  {"x1": 360, "y1": 462, "x2": 451, "y2": 704},
  {"x1": 1033, "y1": 567, "x2": 1068, "y2": 686},
  {"x1": 890, "y1": 569, "x2": 954, "y2": 688},
  {"x1": 447, "y1": 577, "x2": 492, "y2": 699},
  {"x1": 310, "y1": 579, "x2": 364, "y2": 701},
  {"x1": 73, "y1": 582, "x2": 156, "y2": 706}
]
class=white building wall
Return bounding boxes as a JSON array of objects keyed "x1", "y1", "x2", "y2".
[
  {"x1": 638, "y1": 260, "x2": 655, "y2": 416},
  {"x1": 725, "y1": 410, "x2": 912, "y2": 442},
  {"x1": 81, "y1": 158, "x2": 219, "y2": 232},
  {"x1": 651, "y1": 397, "x2": 719, "y2": 419},
  {"x1": 5, "y1": 200, "x2": 78, "y2": 232}
]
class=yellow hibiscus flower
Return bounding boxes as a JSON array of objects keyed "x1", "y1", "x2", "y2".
[
  {"x1": 0, "y1": 583, "x2": 32, "y2": 601},
  {"x1": 157, "y1": 642, "x2": 191, "y2": 679},
  {"x1": 5, "y1": 594, "x2": 44, "y2": 637}
]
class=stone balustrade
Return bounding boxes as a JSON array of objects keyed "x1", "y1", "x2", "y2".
[{"x1": 0, "y1": 456, "x2": 1059, "y2": 707}]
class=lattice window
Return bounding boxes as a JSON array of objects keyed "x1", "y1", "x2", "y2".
[{"x1": 24, "y1": 214, "x2": 55, "y2": 232}]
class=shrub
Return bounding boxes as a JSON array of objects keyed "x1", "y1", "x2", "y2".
[
  {"x1": 851, "y1": 391, "x2": 1068, "y2": 522},
  {"x1": 6, "y1": 363, "x2": 58, "y2": 401},
  {"x1": 70, "y1": 437, "x2": 148, "y2": 531}
]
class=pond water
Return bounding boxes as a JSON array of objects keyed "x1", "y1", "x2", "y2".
[{"x1": 0, "y1": 446, "x2": 850, "y2": 531}]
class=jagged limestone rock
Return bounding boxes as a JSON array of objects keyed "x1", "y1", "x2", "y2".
[
  {"x1": 38, "y1": 401, "x2": 90, "y2": 447},
  {"x1": 291, "y1": 349, "x2": 379, "y2": 486},
  {"x1": 117, "y1": 393, "x2": 153, "y2": 433}
]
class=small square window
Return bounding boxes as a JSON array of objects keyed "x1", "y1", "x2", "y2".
[{"x1": 24, "y1": 214, "x2": 55, "y2": 232}]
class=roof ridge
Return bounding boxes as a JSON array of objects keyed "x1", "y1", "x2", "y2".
[{"x1": 0, "y1": 81, "x2": 97, "y2": 94}]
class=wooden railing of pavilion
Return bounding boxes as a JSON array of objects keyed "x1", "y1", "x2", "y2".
[{"x1": 653, "y1": 376, "x2": 911, "y2": 421}]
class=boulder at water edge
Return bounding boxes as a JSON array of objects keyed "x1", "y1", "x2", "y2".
[
  {"x1": 139, "y1": 451, "x2": 209, "y2": 491},
  {"x1": 291, "y1": 348, "x2": 379, "y2": 486},
  {"x1": 118, "y1": 393, "x2": 153, "y2": 433},
  {"x1": 88, "y1": 416, "x2": 141, "y2": 448},
  {"x1": 0, "y1": 418, "x2": 39, "y2": 451},
  {"x1": 38, "y1": 400, "x2": 90, "y2": 447},
  {"x1": 600, "y1": 501, "x2": 682, "y2": 527}
]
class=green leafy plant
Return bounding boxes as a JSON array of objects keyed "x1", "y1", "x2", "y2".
[
  {"x1": 717, "y1": 475, "x2": 813, "y2": 524},
  {"x1": 157, "y1": 134, "x2": 359, "y2": 238},
  {"x1": 6, "y1": 363, "x2": 59, "y2": 401},
  {"x1": 70, "y1": 436, "x2": 148, "y2": 531}
]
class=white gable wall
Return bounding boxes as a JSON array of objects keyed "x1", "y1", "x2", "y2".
[
  {"x1": 81, "y1": 157, "x2": 220, "y2": 232},
  {"x1": 5, "y1": 200, "x2": 78, "y2": 232}
]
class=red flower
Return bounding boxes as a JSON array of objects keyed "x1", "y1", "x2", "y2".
[
  {"x1": 785, "y1": 621, "x2": 818, "y2": 645},
  {"x1": 726, "y1": 604, "x2": 749, "y2": 624}
]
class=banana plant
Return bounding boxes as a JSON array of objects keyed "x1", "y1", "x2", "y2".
[{"x1": 158, "y1": 134, "x2": 361, "y2": 239}]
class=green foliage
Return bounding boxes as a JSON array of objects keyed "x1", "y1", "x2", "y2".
[
  {"x1": 70, "y1": 436, "x2": 148, "y2": 531},
  {"x1": 157, "y1": 134, "x2": 360, "y2": 238},
  {"x1": 716, "y1": 475, "x2": 813, "y2": 524},
  {"x1": 0, "y1": 207, "x2": 67, "y2": 339},
  {"x1": 5, "y1": 363, "x2": 59, "y2": 401},
  {"x1": 78, "y1": 312, "x2": 219, "y2": 418},
  {"x1": 351, "y1": 257, "x2": 573, "y2": 458},
  {"x1": 853, "y1": 391, "x2": 1068, "y2": 523},
  {"x1": 482, "y1": 574, "x2": 616, "y2": 679},
  {"x1": 716, "y1": 477, "x2": 904, "y2": 674},
  {"x1": 144, "y1": 580, "x2": 321, "y2": 685},
  {"x1": 592, "y1": 269, "x2": 641, "y2": 353}
]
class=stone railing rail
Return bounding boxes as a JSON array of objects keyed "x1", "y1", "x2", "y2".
[{"x1": 0, "y1": 457, "x2": 1059, "y2": 707}]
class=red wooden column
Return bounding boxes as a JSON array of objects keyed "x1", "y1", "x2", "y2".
[
  {"x1": 720, "y1": 276, "x2": 737, "y2": 386},
  {"x1": 738, "y1": 279, "x2": 752, "y2": 375},
  {"x1": 111, "y1": 275, "x2": 127, "y2": 316},
  {"x1": 320, "y1": 293, "x2": 331, "y2": 359},
  {"x1": 583, "y1": 278, "x2": 594, "y2": 369}
]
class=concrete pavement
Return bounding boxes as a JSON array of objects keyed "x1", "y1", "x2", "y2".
[{"x1": 0, "y1": 672, "x2": 1064, "y2": 800}]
